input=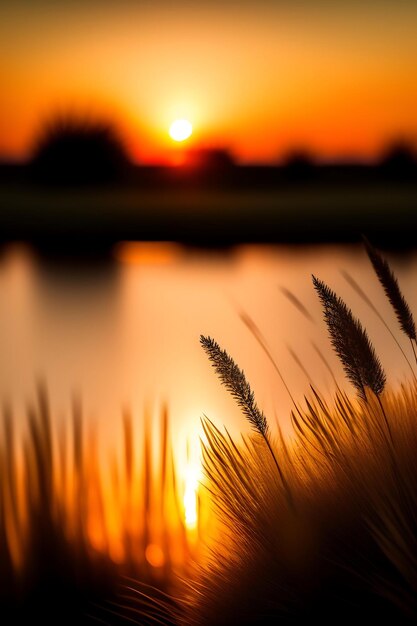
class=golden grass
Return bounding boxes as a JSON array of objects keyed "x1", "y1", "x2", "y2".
[
  {"x1": 1, "y1": 240, "x2": 417, "y2": 624},
  {"x1": 182, "y1": 385, "x2": 417, "y2": 624},
  {"x1": 182, "y1": 242, "x2": 417, "y2": 624},
  {"x1": 0, "y1": 388, "x2": 201, "y2": 623}
]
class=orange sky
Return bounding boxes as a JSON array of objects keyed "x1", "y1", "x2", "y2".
[{"x1": 1, "y1": 2, "x2": 417, "y2": 164}]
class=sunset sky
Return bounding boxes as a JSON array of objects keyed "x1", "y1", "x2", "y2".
[{"x1": 1, "y1": 1, "x2": 417, "y2": 164}]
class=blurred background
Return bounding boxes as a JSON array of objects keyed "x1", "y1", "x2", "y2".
[
  {"x1": 2, "y1": 6, "x2": 417, "y2": 617},
  {"x1": 1, "y1": 0, "x2": 417, "y2": 444}
]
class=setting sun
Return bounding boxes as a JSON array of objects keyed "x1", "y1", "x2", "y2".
[{"x1": 169, "y1": 119, "x2": 193, "y2": 142}]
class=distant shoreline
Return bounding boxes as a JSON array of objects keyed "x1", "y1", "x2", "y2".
[{"x1": 0, "y1": 164, "x2": 416, "y2": 251}]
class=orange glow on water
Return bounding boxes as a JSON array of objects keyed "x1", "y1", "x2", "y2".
[
  {"x1": 113, "y1": 242, "x2": 183, "y2": 266},
  {"x1": 2, "y1": 243, "x2": 417, "y2": 579},
  {"x1": 0, "y1": 385, "x2": 205, "y2": 577}
]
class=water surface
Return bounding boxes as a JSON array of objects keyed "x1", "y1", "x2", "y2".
[{"x1": 1, "y1": 242, "x2": 416, "y2": 459}]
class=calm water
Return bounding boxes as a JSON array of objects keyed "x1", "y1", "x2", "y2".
[{"x1": 1, "y1": 242, "x2": 416, "y2": 457}]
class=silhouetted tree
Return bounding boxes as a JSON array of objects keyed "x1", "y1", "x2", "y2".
[
  {"x1": 30, "y1": 116, "x2": 130, "y2": 185},
  {"x1": 379, "y1": 141, "x2": 417, "y2": 181},
  {"x1": 186, "y1": 148, "x2": 235, "y2": 170},
  {"x1": 282, "y1": 149, "x2": 315, "y2": 181}
]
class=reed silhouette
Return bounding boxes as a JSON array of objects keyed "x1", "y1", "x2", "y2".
[
  {"x1": 1, "y1": 241, "x2": 417, "y2": 624},
  {"x1": 0, "y1": 389, "x2": 197, "y2": 624},
  {"x1": 282, "y1": 149, "x2": 315, "y2": 181},
  {"x1": 183, "y1": 241, "x2": 417, "y2": 625}
]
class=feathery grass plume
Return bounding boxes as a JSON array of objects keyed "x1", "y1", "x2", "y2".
[
  {"x1": 363, "y1": 237, "x2": 416, "y2": 342},
  {"x1": 238, "y1": 311, "x2": 296, "y2": 405},
  {"x1": 184, "y1": 382, "x2": 417, "y2": 625},
  {"x1": 341, "y1": 269, "x2": 416, "y2": 380},
  {"x1": 280, "y1": 286, "x2": 315, "y2": 323},
  {"x1": 312, "y1": 276, "x2": 386, "y2": 400},
  {"x1": 200, "y1": 335, "x2": 268, "y2": 437},
  {"x1": 200, "y1": 335, "x2": 292, "y2": 501}
]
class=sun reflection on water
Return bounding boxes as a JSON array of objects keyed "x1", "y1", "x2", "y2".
[
  {"x1": 3, "y1": 242, "x2": 417, "y2": 583},
  {"x1": 183, "y1": 465, "x2": 199, "y2": 531}
]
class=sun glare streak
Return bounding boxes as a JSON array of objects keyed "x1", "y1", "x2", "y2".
[
  {"x1": 181, "y1": 433, "x2": 202, "y2": 533},
  {"x1": 183, "y1": 465, "x2": 199, "y2": 531}
]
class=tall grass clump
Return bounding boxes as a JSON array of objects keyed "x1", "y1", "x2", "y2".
[
  {"x1": 0, "y1": 389, "x2": 199, "y2": 624},
  {"x1": 363, "y1": 237, "x2": 417, "y2": 363},
  {"x1": 183, "y1": 241, "x2": 417, "y2": 624}
]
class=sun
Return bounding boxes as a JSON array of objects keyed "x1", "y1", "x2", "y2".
[{"x1": 169, "y1": 119, "x2": 192, "y2": 142}]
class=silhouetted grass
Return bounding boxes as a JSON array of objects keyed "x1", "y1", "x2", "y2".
[
  {"x1": 0, "y1": 389, "x2": 198, "y2": 624},
  {"x1": 2, "y1": 240, "x2": 417, "y2": 624},
  {"x1": 184, "y1": 241, "x2": 417, "y2": 624}
]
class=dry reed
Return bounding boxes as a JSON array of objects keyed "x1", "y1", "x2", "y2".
[
  {"x1": 183, "y1": 244, "x2": 417, "y2": 624},
  {"x1": 0, "y1": 392, "x2": 198, "y2": 624}
]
